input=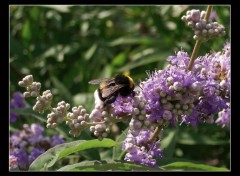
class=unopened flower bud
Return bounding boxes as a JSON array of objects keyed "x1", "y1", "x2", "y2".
[
  {"x1": 163, "y1": 110, "x2": 172, "y2": 120},
  {"x1": 23, "y1": 92, "x2": 31, "y2": 97}
]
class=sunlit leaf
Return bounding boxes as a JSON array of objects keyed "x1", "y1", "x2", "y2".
[
  {"x1": 118, "y1": 52, "x2": 171, "y2": 72},
  {"x1": 161, "y1": 129, "x2": 178, "y2": 157},
  {"x1": 29, "y1": 138, "x2": 116, "y2": 171},
  {"x1": 58, "y1": 160, "x2": 163, "y2": 171},
  {"x1": 84, "y1": 43, "x2": 98, "y2": 60},
  {"x1": 40, "y1": 5, "x2": 72, "y2": 13},
  {"x1": 21, "y1": 20, "x2": 31, "y2": 41},
  {"x1": 178, "y1": 131, "x2": 230, "y2": 145},
  {"x1": 112, "y1": 127, "x2": 129, "y2": 160},
  {"x1": 161, "y1": 162, "x2": 229, "y2": 171},
  {"x1": 111, "y1": 51, "x2": 127, "y2": 67},
  {"x1": 157, "y1": 157, "x2": 202, "y2": 166},
  {"x1": 108, "y1": 36, "x2": 162, "y2": 46}
]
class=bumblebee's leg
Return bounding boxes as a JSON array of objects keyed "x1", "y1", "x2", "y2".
[
  {"x1": 131, "y1": 91, "x2": 136, "y2": 97},
  {"x1": 97, "y1": 88, "x2": 105, "y2": 101},
  {"x1": 104, "y1": 95, "x2": 117, "y2": 106}
]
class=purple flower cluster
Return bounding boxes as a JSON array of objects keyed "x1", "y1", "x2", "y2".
[
  {"x1": 142, "y1": 67, "x2": 200, "y2": 125},
  {"x1": 124, "y1": 142, "x2": 163, "y2": 167},
  {"x1": 111, "y1": 93, "x2": 164, "y2": 167},
  {"x1": 111, "y1": 95, "x2": 134, "y2": 116},
  {"x1": 123, "y1": 129, "x2": 163, "y2": 167},
  {"x1": 141, "y1": 42, "x2": 230, "y2": 127},
  {"x1": 9, "y1": 123, "x2": 65, "y2": 170},
  {"x1": 110, "y1": 42, "x2": 230, "y2": 167},
  {"x1": 10, "y1": 92, "x2": 26, "y2": 122}
]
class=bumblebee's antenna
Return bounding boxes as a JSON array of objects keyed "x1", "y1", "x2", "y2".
[
  {"x1": 137, "y1": 79, "x2": 143, "y2": 90},
  {"x1": 137, "y1": 84, "x2": 143, "y2": 90}
]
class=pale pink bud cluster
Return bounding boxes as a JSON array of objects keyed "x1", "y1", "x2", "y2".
[
  {"x1": 33, "y1": 90, "x2": 53, "y2": 114},
  {"x1": 66, "y1": 106, "x2": 89, "y2": 137},
  {"x1": 89, "y1": 105, "x2": 112, "y2": 141},
  {"x1": 18, "y1": 75, "x2": 41, "y2": 97},
  {"x1": 47, "y1": 101, "x2": 70, "y2": 128},
  {"x1": 181, "y1": 9, "x2": 226, "y2": 40}
]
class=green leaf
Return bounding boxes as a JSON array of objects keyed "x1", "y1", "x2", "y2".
[
  {"x1": 50, "y1": 75, "x2": 73, "y2": 104},
  {"x1": 112, "y1": 127, "x2": 129, "y2": 160},
  {"x1": 108, "y1": 36, "x2": 161, "y2": 46},
  {"x1": 118, "y1": 52, "x2": 171, "y2": 72},
  {"x1": 178, "y1": 131, "x2": 230, "y2": 145},
  {"x1": 99, "y1": 65, "x2": 113, "y2": 78},
  {"x1": 21, "y1": 20, "x2": 32, "y2": 41},
  {"x1": 84, "y1": 43, "x2": 98, "y2": 60},
  {"x1": 161, "y1": 129, "x2": 178, "y2": 157},
  {"x1": 99, "y1": 148, "x2": 113, "y2": 160},
  {"x1": 72, "y1": 93, "x2": 94, "y2": 109},
  {"x1": 161, "y1": 162, "x2": 229, "y2": 171},
  {"x1": 57, "y1": 160, "x2": 163, "y2": 171},
  {"x1": 35, "y1": 44, "x2": 79, "y2": 62},
  {"x1": 41, "y1": 5, "x2": 72, "y2": 13},
  {"x1": 157, "y1": 157, "x2": 202, "y2": 166},
  {"x1": 10, "y1": 36, "x2": 24, "y2": 59},
  {"x1": 29, "y1": 138, "x2": 116, "y2": 171},
  {"x1": 80, "y1": 149, "x2": 101, "y2": 161},
  {"x1": 111, "y1": 51, "x2": 127, "y2": 67},
  {"x1": 10, "y1": 108, "x2": 46, "y2": 123}
]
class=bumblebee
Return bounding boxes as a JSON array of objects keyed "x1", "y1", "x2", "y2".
[{"x1": 88, "y1": 74, "x2": 135, "y2": 106}]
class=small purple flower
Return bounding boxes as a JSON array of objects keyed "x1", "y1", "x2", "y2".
[
  {"x1": 9, "y1": 123, "x2": 65, "y2": 170},
  {"x1": 111, "y1": 95, "x2": 134, "y2": 116},
  {"x1": 9, "y1": 155, "x2": 18, "y2": 170},
  {"x1": 182, "y1": 110, "x2": 200, "y2": 126},
  {"x1": 148, "y1": 140, "x2": 164, "y2": 158},
  {"x1": 10, "y1": 132, "x2": 22, "y2": 147},
  {"x1": 21, "y1": 124, "x2": 45, "y2": 145},
  {"x1": 50, "y1": 136, "x2": 65, "y2": 147},
  {"x1": 11, "y1": 92, "x2": 26, "y2": 108},
  {"x1": 216, "y1": 106, "x2": 230, "y2": 128},
  {"x1": 210, "y1": 11, "x2": 218, "y2": 21},
  {"x1": 31, "y1": 124, "x2": 44, "y2": 136},
  {"x1": 10, "y1": 148, "x2": 29, "y2": 170},
  {"x1": 166, "y1": 51, "x2": 190, "y2": 69},
  {"x1": 28, "y1": 148, "x2": 45, "y2": 164},
  {"x1": 10, "y1": 112, "x2": 18, "y2": 123},
  {"x1": 10, "y1": 92, "x2": 26, "y2": 122},
  {"x1": 136, "y1": 129, "x2": 151, "y2": 145}
]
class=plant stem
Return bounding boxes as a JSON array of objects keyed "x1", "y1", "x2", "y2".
[
  {"x1": 187, "y1": 40, "x2": 202, "y2": 70},
  {"x1": 85, "y1": 121, "x2": 106, "y2": 126},
  {"x1": 204, "y1": 5, "x2": 213, "y2": 21},
  {"x1": 148, "y1": 125, "x2": 162, "y2": 144},
  {"x1": 187, "y1": 5, "x2": 213, "y2": 71}
]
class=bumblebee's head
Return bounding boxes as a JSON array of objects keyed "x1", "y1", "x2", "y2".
[{"x1": 115, "y1": 73, "x2": 135, "y2": 89}]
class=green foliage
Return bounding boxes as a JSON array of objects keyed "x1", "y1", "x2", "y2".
[
  {"x1": 29, "y1": 138, "x2": 116, "y2": 171},
  {"x1": 161, "y1": 162, "x2": 229, "y2": 171},
  {"x1": 57, "y1": 160, "x2": 162, "y2": 171},
  {"x1": 10, "y1": 5, "x2": 230, "y2": 171}
]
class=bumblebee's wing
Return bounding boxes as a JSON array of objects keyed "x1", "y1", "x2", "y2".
[
  {"x1": 88, "y1": 78, "x2": 115, "y2": 85},
  {"x1": 101, "y1": 84, "x2": 125, "y2": 98}
]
